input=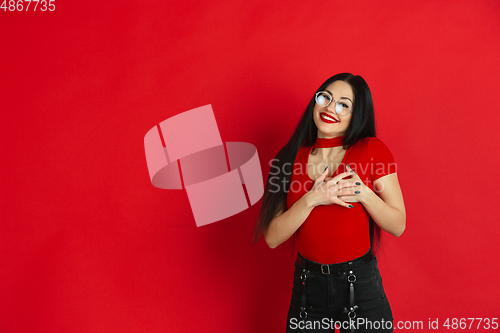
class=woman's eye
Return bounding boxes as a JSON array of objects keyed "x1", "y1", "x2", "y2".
[{"x1": 341, "y1": 102, "x2": 349, "y2": 108}]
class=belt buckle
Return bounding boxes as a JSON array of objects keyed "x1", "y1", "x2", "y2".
[{"x1": 321, "y1": 264, "x2": 330, "y2": 275}]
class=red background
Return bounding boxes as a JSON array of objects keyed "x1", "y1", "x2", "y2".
[{"x1": 2, "y1": 1, "x2": 500, "y2": 332}]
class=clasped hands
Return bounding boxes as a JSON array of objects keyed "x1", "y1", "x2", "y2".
[{"x1": 307, "y1": 164, "x2": 372, "y2": 209}]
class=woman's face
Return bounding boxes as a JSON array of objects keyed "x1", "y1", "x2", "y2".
[{"x1": 313, "y1": 80, "x2": 354, "y2": 138}]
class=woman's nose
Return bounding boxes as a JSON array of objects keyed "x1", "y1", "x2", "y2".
[{"x1": 326, "y1": 101, "x2": 336, "y2": 112}]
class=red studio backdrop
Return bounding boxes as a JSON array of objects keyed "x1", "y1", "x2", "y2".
[{"x1": 1, "y1": 1, "x2": 500, "y2": 332}]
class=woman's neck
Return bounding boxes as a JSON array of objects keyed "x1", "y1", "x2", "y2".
[{"x1": 313, "y1": 135, "x2": 346, "y2": 159}]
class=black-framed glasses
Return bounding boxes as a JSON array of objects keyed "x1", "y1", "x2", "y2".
[{"x1": 315, "y1": 91, "x2": 353, "y2": 116}]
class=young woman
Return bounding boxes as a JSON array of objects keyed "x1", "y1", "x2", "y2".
[{"x1": 254, "y1": 73, "x2": 406, "y2": 332}]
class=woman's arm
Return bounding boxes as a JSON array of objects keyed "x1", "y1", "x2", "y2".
[
  {"x1": 341, "y1": 166, "x2": 406, "y2": 237},
  {"x1": 365, "y1": 174, "x2": 406, "y2": 237},
  {"x1": 263, "y1": 194, "x2": 315, "y2": 249}
]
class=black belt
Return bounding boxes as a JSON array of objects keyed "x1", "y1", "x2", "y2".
[{"x1": 297, "y1": 250, "x2": 373, "y2": 275}]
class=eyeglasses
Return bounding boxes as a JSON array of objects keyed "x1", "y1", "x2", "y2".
[{"x1": 315, "y1": 91, "x2": 353, "y2": 116}]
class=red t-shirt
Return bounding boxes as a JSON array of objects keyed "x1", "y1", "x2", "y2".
[{"x1": 286, "y1": 137, "x2": 396, "y2": 264}]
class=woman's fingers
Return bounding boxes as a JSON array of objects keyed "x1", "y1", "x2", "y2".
[
  {"x1": 337, "y1": 195, "x2": 357, "y2": 203},
  {"x1": 327, "y1": 171, "x2": 353, "y2": 184},
  {"x1": 311, "y1": 168, "x2": 361, "y2": 208},
  {"x1": 331, "y1": 196, "x2": 354, "y2": 208},
  {"x1": 325, "y1": 179, "x2": 361, "y2": 208},
  {"x1": 314, "y1": 166, "x2": 330, "y2": 185},
  {"x1": 327, "y1": 179, "x2": 362, "y2": 191},
  {"x1": 328, "y1": 187, "x2": 360, "y2": 197}
]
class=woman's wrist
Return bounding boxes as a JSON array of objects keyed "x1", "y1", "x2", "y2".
[
  {"x1": 301, "y1": 192, "x2": 318, "y2": 209},
  {"x1": 358, "y1": 185, "x2": 376, "y2": 205}
]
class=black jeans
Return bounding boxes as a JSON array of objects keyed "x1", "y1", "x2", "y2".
[{"x1": 286, "y1": 253, "x2": 393, "y2": 332}]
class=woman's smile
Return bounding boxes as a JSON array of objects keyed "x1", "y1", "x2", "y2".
[{"x1": 319, "y1": 112, "x2": 339, "y2": 123}]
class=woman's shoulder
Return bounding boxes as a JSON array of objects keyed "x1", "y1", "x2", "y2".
[{"x1": 351, "y1": 136, "x2": 395, "y2": 166}]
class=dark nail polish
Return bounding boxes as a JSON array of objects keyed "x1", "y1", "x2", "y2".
[
  {"x1": 324, "y1": 166, "x2": 328, "y2": 171},
  {"x1": 346, "y1": 164, "x2": 350, "y2": 168},
  {"x1": 348, "y1": 205, "x2": 354, "y2": 208},
  {"x1": 355, "y1": 182, "x2": 361, "y2": 185},
  {"x1": 355, "y1": 191, "x2": 360, "y2": 194},
  {"x1": 350, "y1": 170, "x2": 355, "y2": 173}
]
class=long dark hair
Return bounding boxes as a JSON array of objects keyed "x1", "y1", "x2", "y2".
[{"x1": 253, "y1": 73, "x2": 381, "y2": 252}]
